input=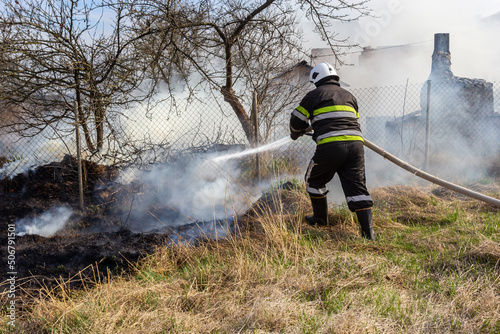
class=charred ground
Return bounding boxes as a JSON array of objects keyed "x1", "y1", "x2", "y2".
[
  {"x1": 1, "y1": 153, "x2": 500, "y2": 305},
  {"x1": 0, "y1": 155, "x2": 177, "y2": 301}
]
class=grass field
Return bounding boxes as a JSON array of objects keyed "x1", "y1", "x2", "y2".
[{"x1": 2, "y1": 182, "x2": 500, "y2": 333}]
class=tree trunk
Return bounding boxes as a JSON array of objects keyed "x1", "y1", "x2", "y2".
[
  {"x1": 221, "y1": 86, "x2": 255, "y2": 144},
  {"x1": 222, "y1": 40, "x2": 256, "y2": 145}
]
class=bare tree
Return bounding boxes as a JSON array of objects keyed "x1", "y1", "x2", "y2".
[
  {"x1": 0, "y1": 0, "x2": 370, "y2": 160},
  {"x1": 0, "y1": 0, "x2": 156, "y2": 155},
  {"x1": 131, "y1": 0, "x2": 370, "y2": 144}
]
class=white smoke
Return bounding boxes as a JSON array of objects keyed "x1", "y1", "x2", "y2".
[
  {"x1": 0, "y1": 132, "x2": 71, "y2": 179},
  {"x1": 118, "y1": 141, "x2": 294, "y2": 233},
  {"x1": 304, "y1": 0, "x2": 500, "y2": 188},
  {"x1": 333, "y1": 0, "x2": 500, "y2": 86},
  {"x1": 16, "y1": 206, "x2": 73, "y2": 237}
]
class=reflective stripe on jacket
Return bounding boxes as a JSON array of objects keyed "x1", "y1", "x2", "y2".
[{"x1": 290, "y1": 78, "x2": 363, "y2": 145}]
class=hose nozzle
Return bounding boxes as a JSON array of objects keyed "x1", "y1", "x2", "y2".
[{"x1": 305, "y1": 125, "x2": 313, "y2": 136}]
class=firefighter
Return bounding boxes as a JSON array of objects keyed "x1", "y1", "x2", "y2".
[{"x1": 289, "y1": 62, "x2": 375, "y2": 240}]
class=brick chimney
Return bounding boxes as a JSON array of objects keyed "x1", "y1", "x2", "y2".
[{"x1": 429, "y1": 33, "x2": 453, "y2": 80}]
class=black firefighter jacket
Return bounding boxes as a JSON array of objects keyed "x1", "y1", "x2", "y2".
[{"x1": 290, "y1": 78, "x2": 364, "y2": 145}]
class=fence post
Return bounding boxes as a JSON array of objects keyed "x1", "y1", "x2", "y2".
[
  {"x1": 424, "y1": 80, "x2": 431, "y2": 171},
  {"x1": 252, "y1": 91, "x2": 260, "y2": 182},
  {"x1": 74, "y1": 101, "x2": 84, "y2": 211}
]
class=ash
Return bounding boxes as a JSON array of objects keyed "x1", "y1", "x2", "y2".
[{"x1": 0, "y1": 154, "x2": 244, "y2": 300}]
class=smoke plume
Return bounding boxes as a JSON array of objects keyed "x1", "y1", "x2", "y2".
[
  {"x1": 118, "y1": 150, "x2": 264, "y2": 234},
  {"x1": 336, "y1": 0, "x2": 500, "y2": 86},
  {"x1": 16, "y1": 206, "x2": 73, "y2": 237}
]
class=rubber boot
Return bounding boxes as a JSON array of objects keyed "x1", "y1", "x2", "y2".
[
  {"x1": 305, "y1": 195, "x2": 328, "y2": 226},
  {"x1": 355, "y1": 208, "x2": 375, "y2": 240}
]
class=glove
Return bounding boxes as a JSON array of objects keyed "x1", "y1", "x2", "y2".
[{"x1": 290, "y1": 130, "x2": 305, "y2": 140}]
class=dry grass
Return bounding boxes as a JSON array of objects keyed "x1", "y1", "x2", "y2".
[{"x1": 2, "y1": 182, "x2": 500, "y2": 333}]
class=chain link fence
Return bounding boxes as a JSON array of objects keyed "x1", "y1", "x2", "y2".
[
  {"x1": 357, "y1": 80, "x2": 500, "y2": 184},
  {"x1": 1, "y1": 80, "x2": 499, "y2": 191}
]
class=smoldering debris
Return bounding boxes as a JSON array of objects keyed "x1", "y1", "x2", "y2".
[
  {"x1": 16, "y1": 206, "x2": 73, "y2": 237},
  {"x1": 0, "y1": 230, "x2": 168, "y2": 300},
  {"x1": 116, "y1": 150, "x2": 259, "y2": 234},
  {"x1": 0, "y1": 149, "x2": 253, "y2": 298}
]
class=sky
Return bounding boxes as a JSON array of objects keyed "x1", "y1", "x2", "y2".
[{"x1": 305, "y1": 0, "x2": 500, "y2": 86}]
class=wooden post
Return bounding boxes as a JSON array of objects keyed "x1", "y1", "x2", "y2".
[
  {"x1": 424, "y1": 80, "x2": 431, "y2": 171},
  {"x1": 75, "y1": 101, "x2": 84, "y2": 211},
  {"x1": 252, "y1": 91, "x2": 260, "y2": 181}
]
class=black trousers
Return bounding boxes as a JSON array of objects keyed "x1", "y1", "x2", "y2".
[{"x1": 305, "y1": 141, "x2": 373, "y2": 212}]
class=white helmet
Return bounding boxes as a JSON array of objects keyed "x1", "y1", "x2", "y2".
[{"x1": 309, "y1": 62, "x2": 338, "y2": 84}]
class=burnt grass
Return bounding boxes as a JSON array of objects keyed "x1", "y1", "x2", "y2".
[
  {"x1": 0, "y1": 155, "x2": 176, "y2": 302},
  {"x1": 2, "y1": 153, "x2": 500, "y2": 306}
]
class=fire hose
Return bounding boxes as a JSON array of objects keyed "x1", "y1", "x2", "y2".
[
  {"x1": 303, "y1": 127, "x2": 500, "y2": 207},
  {"x1": 363, "y1": 139, "x2": 500, "y2": 208}
]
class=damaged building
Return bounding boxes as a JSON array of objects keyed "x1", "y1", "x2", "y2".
[{"x1": 384, "y1": 33, "x2": 499, "y2": 172}]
